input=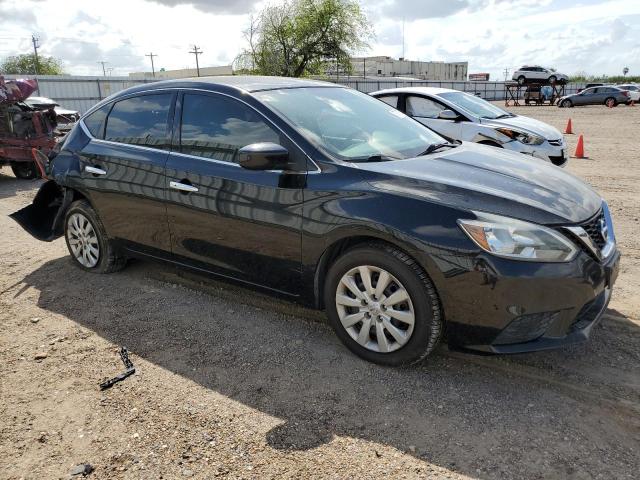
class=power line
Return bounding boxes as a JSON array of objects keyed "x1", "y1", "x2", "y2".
[
  {"x1": 188, "y1": 45, "x2": 203, "y2": 77},
  {"x1": 145, "y1": 52, "x2": 158, "y2": 77}
]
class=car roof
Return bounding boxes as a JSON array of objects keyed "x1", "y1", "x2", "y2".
[
  {"x1": 371, "y1": 86, "x2": 460, "y2": 96},
  {"x1": 120, "y1": 75, "x2": 339, "y2": 95}
]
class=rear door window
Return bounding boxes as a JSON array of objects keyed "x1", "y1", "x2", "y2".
[
  {"x1": 179, "y1": 93, "x2": 281, "y2": 163},
  {"x1": 406, "y1": 96, "x2": 447, "y2": 118},
  {"x1": 104, "y1": 93, "x2": 173, "y2": 149},
  {"x1": 376, "y1": 95, "x2": 399, "y2": 108}
]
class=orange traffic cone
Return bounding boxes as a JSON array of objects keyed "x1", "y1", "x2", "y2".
[
  {"x1": 630, "y1": 101, "x2": 635, "y2": 107},
  {"x1": 564, "y1": 118, "x2": 573, "y2": 134},
  {"x1": 573, "y1": 134, "x2": 585, "y2": 158}
]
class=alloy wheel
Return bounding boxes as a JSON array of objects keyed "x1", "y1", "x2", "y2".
[
  {"x1": 67, "y1": 213, "x2": 100, "y2": 268},
  {"x1": 335, "y1": 265, "x2": 415, "y2": 353}
]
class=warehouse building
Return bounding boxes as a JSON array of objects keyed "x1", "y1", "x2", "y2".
[{"x1": 346, "y1": 56, "x2": 468, "y2": 81}]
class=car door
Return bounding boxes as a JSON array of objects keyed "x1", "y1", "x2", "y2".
[
  {"x1": 164, "y1": 91, "x2": 306, "y2": 295},
  {"x1": 404, "y1": 95, "x2": 462, "y2": 140},
  {"x1": 77, "y1": 92, "x2": 174, "y2": 253}
]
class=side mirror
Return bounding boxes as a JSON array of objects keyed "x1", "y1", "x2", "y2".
[
  {"x1": 238, "y1": 142, "x2": 289, "y2": 170},
  {"x1": 438, "y1": 109, "x2": 459, "y2": 121}
]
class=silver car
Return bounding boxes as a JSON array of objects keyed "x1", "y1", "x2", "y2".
[
  {"x1": 512, "y1": 66, "x2": 569, "y2": 85},
  {"x1": 558, "y1": 86, "x2": 631, "y2": 108},
  {"x1": 371, "y1": 87, "x2": 568, "y2": 167}
]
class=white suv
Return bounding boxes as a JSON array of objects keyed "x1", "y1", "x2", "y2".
[{"x1": 512, "y1": 66, "x2": 568, "y2": 85}]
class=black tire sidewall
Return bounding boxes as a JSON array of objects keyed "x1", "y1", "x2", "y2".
[
  {"x1": 324, "y1": 246, "x2": 440, "y2": 366},
  {"x1": 64, "y1": 201, "x2": 111, "y2": 273},
  {"x1": 11, "y1": 162, "x2": 37, "y2": 179}
]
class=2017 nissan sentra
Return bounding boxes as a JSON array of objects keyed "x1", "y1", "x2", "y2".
[{"x1": 11, "y1": 77, "x2": 620, "y2": 366}]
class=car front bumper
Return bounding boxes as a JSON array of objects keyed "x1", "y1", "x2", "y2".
[
  {"x1": 434, "y1": 247, "x2": 620, "y2": 354},
  {"x1": 502, "y1": 139, "x2": 568, "y2": 167}
]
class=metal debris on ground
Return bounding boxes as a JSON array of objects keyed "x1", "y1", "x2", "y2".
[{"x1": 99, "y1": 347, "x2": 135, "y2": 390}]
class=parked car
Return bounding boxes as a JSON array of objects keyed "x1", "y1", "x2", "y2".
[
  {"x1": 558, "y1": 86, "x2": 631, "y2": 108},
  {"x1": 24, "y1": 96, "x2": 80, "y2": 131},
  {"x1": 371, "y1": 87, "x2": 568, "y2": 166},
  {"x1": 512, "y1": 66, "x2": 568, "y2": 85},
  {"x1": 616, "y1": 84, "x2": 640, "y2": 102},
  {"x1": 11, "y1": 77, "x2": 619, "y2": 365},
  {"x1": 0, "y1": 76, "x2": 58, "y2": 179}
]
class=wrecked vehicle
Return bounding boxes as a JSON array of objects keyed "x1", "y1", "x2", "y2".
[
  {"x1": 0, "y1": 76, "x2": 59, "y2": 179},
  {"x1": 11, "y1": 77, "x2": 620, "y2": 366},
  {"x1": 24, "y1": 96, "x2": 80, "y2": 133}
]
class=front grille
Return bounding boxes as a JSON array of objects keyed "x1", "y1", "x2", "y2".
[
  {"x1": 548, "y1": 139, "x2": 563, "y2": 146},
  {"x1": 581, "y1": 210, "x2": 607, "y2": 250}
]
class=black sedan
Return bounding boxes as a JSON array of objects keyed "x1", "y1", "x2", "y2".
[{"x1": 11, "y1": 77, "x2": 620, "y2": 365}]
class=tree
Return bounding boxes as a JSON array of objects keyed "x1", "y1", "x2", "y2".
[
  {"x1": 237, "y1": 0, "x2": 373, "y2": 77},
  {"x1": 0, "y1": 53, "x2": 65, "y2": 75}
]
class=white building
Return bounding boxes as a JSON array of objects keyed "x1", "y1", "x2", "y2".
[
  {"x1": 129, "y1": 65, "x2": 233, "y2": 79},
  {"x1": 346, "y1": 56, "x2": 468, "y2": 81}
]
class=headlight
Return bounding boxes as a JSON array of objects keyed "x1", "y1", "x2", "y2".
[
  {"x1": 458, "y1": 213, "x2": 578, "y2": 262},
  {"x1": 495, "y1": 127, "x2": 545, "y2": 145}
]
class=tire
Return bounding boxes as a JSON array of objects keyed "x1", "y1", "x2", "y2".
[
  {"x1": 548, "y1": 75, "x2": 557, "y2": 84},
  {"x1": 517, "y1": 75, "x2": 526, "y2": 85},
  {"x1": 605, "y1": 97, "x2": 617, "y2": 108},
  {"x1": 561, "y1": 99, "x2": 573, "y2": 108},
  {"x1": 64, "y1": 200, "x2": 126, "y2": 274},
  {"x1": 324, "y1": 243, "x2": 443, "y2": 366},
  {"x1": 10, "y1": 162, "x2": 38, "y2": 180}
]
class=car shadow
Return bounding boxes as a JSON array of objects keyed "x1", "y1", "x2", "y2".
[
  {"x1": 0, "y1": 168, "x2": 42, "y2": 199},
  {"x1": 14, "y1": 257, "x2": 640, "y2": 478}
]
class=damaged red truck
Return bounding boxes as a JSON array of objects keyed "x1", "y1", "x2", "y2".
[{"x1": 0, "y1": 76, "x2": 59, "y2": 179}]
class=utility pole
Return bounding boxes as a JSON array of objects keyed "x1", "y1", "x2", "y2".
[
  {"x1": 503, "y1": 67, "x2": 509, "y2": 81},
  {"x1": 146, "y1": 52, "x2": 158, "y2": 77},
  {"x1": 402, "y1": 17, "x2": 405, "y2": 60},
  {"x1": 188, "y1": 45, "x2": 203, "y2": 77},
  {"x1": 31, "y1": 35, "x2": 40, "y2": 75},
  {"x1": 98, "y1": 61, "x2": 108, "y2": 77},
  {"x1": 363, "y1": 56, "x2": 366, "y2": 79}
]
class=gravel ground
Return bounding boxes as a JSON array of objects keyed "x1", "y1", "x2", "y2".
[{"x1": 1, "y1": 103, "x2": 639, "y2": 480}]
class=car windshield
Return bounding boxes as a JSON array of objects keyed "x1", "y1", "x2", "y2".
[
  {"x1": 255, "y1": 87, "x2": 445, "y2": 162},
  {"x1": 437, "y1": 91, "x2": 513, "y2": 119}
]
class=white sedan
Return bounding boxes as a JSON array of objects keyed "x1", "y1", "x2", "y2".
[{"x1": 371, "y1": 87, "x2": 568, "y2": 167}]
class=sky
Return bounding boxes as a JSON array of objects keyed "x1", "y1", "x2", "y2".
[{"x1": 0, "y1": 0, "x2": 638, "y2": 79}]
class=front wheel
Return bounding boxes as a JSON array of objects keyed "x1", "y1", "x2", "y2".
[
  {"x1": 561, "y1": 99, "x2": 573, "y2": 108},
  {"x1": 324, "y1": 243, "x2": 443, "y2": 366},
  {"x1": 10, "y1": 162, "x2": 38, "y2": 179},
  {"x1": 548, "y1": 75, "x2": 557, "y2": 84},
  {"x1": 64, "y1": 200, "x2": 126, "y2": 273}
]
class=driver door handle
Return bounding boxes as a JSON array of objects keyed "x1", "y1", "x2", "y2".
[{"x1": 169, "y1": 181, "x2": 199, "y2": 193}]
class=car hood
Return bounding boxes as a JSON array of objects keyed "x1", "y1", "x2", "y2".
[
  {"x1": 356, "y1": 142, "x2": 601, "y2": 225},
  {"x1": 480, "y1": 115, "x2": 562, "y2": 140}
]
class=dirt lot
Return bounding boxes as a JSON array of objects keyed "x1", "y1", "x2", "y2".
[{"x1": 1, "y1": 104, "x2": 639, "y2": 480}]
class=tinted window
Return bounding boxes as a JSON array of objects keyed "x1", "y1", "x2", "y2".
[
  {"x1": 377, "y1": 95, "x2": 398, "y2": 108},
  {"x1": 180, "y1": 93, "x2": 280, "y2": 163},
  {"x1": 105, "y1": 94, "x2": 173, "y2": 149},
  {"x1": 83, "y1": 103, "x2": 111, "y2": 139},
  {"x1": 406, "y1": 96, "x2": 446, "y2": 118}
]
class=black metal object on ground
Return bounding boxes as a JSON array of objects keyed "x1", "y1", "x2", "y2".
[{"x1": 99, "y1": 347, "x2": 135, "y2": 390}]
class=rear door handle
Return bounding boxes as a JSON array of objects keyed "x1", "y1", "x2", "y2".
[
  {"x1": 169, "y1": 180, "x2": 199, "y2": 193},
  {"x1": 85, "y1": 165, "x2": 107, "y2": 175}
]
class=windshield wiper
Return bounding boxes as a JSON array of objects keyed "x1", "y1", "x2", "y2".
[
  {"x1": 418, "y1": 142, "x2": 458, "y2": 156},
  {"x1": 495, "y1": 113, "x2": 515, "y2": 119}
]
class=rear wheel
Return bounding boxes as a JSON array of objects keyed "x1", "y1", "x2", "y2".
[
  {"x1": 324, "y1": 243, "x2": 443, "y2": 366},
  {"x1": 64, "y1": 200, "x2": 126, "y2": 273},
  {"x1": 10, "y1": 162, "x2": 38, "y2": 180},
  {"x1": 605, "y1": 97, "x2": 617, "y2": 108},
  {"x1": 560, "y1": 99, "x2": 573, "y2": 108},
  {"x1": 548, "y1": 75, "x2": 557, "y2": 84},
  {"x1": 517, "y1": 75, "x2": 526, "y2": 85}
]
